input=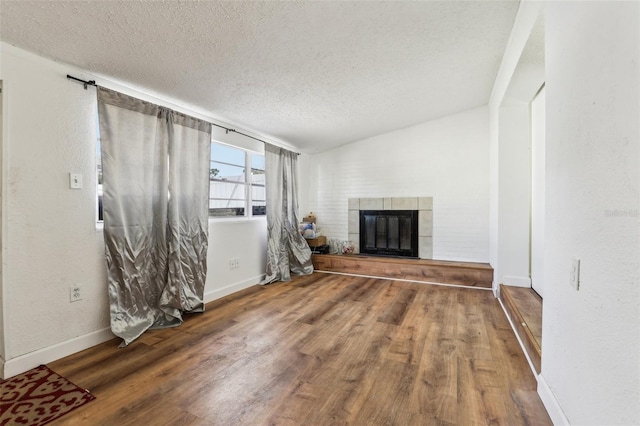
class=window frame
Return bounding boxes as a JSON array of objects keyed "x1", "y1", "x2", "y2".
[{"x1": 209, "y1": 140, "x2": 265, "y2": 220}]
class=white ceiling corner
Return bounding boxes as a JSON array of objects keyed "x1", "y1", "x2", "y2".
[{"x1": 0, "y1": 0, "x2": 520, "y2": 153}]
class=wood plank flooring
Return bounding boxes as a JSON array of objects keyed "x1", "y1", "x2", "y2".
[
  {"x1": 49, "y1": 273, "x2": 550, "y2": 425},
  {"x1": 499, "y1": 285, "x2": 543, "y2": 374}
]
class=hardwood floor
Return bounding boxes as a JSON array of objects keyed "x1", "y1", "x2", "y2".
[{"x1": 49, "y1": 273, "x2": 551, "y2": 425}]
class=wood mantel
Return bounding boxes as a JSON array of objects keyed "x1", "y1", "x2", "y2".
[{"x1": 312, "y1": 254, "x2": 493, "y2": 288}]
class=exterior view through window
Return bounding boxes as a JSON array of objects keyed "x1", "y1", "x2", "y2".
[{"x1": 209, "y1": 141, "x2": 265, "y2": 217}]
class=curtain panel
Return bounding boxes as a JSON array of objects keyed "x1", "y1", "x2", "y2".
[
  {"x1": 98, "y1": 87, "x2": 211, "y2": 346},
  {"x1": 262, "y1": 143, "x2": 313, "y2": 283}
]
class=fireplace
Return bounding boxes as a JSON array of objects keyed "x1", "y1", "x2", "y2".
[
  {"x1": 360, "y1": 210, "x2": 419, "y2": 258},
  {"x1": 348, "y1": 197, "x2": 433, "y2": 259}
]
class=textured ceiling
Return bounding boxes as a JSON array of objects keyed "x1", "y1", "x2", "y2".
[{"x1": 0, "y1": 1, "x2": 519, "y2": 153}]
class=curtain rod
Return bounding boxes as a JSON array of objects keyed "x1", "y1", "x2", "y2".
[{"x1": 66, "y1": 74, "x2": 301, "y2": 155}]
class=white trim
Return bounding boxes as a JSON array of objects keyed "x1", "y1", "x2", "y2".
[
  {"x1": 0, "y1": 79, "x2": 9, "y2": 373},
  {"x1": 499, "y1": 295, "x2": 569, "y2": 425},
  {"x1": 315, "y1": 270, "x2": 492, "y2": 291},
  {"x1": 204, "y1": 274, "x2": 264, "y2": 304},
  {"x1": 538, "y1": 373, "x2": 571, "y2": 426},
  {"x1": 502, "y1": 275, "x2": 531, "y2": 287},
  {"x1": 2, "y1": 327, "x2": 114, "y2": 379},
  {"x1": 1, "y1": 277, "x2": 263, "y2": 379}
]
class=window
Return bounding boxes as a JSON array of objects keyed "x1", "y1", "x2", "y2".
[
  {"x1": 209, "y1": 141, "x2": 265, "y2": 217},
  {"x1": 250, "y1": 152, "x2": 266, "y2": 216},
  {"x1": 97, "y1": 137, "x2": 265, "y2": 221},
  {"x1": 97, "y1": 117, "x2": 103, "y2": 222}
]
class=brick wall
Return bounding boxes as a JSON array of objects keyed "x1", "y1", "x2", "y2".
[{"x1": 299, "y1": 106, "x2": 490, "y2": 263}]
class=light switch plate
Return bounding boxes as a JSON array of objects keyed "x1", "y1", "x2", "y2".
[{"x1": 69, "y1": 173, "x2": 83, "y2": 189}]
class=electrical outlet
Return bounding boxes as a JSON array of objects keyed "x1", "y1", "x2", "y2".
[
  {"x1": 228, "y1": 257, "x2": 240, "y2": 270},
  {"x1": 570, "y1": 257, "x2": 580, "y2": 290},
  {"x1": 70, "y1": 285, "x2": 82, "y2": 302}
]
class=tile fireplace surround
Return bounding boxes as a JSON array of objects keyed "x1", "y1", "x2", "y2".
[{"x1": 348, "y1": 197, "x2": 433, "y2": 259}]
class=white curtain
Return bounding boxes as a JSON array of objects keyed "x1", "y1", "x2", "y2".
[
  {"x1": 262, "y1": 143, "x2": 313, "y2": 283},
  {"x1": 98, "y1": 87, "x2": 211, "y2": 346}
]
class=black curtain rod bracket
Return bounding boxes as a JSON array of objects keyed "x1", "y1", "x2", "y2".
[{"x1": 67, "y1": 74, "x2": 97, "y2": 90}]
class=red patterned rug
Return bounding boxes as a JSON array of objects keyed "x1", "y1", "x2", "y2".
[{"x1": 0, "y1": 365, "x2": 95, "y2": 426}]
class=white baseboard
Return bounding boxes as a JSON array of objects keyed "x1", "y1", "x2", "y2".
[
  {"x1": 204, "y1": 274, "x2": 264, "y2": 304},
  {"x1": 537, "y1": 373, "x2": 570, "y2": 425},
  {"x1": 502, "y1": 275, "x2": 531, "y2": 287},
  {"x1": 2, "y1": 277, "x2": 264, "y2": 379},
  {"x1": 2, "y1": 327, "x2": 114, "y2": 379}
]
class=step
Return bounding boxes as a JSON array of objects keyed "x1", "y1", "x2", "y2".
[
  {"x1": 312, "y1": 254, "x2": 493, "y2": 288},
  {"x1": 499, "y1": 284, "x2": 542, "y2": 373}
]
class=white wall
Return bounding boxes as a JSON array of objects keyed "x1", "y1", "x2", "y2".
[
  {"x1": 300, "y1": 106, "x2": 490, "y2": 263},
  {"x1": 489, "y1": 0, "x2": 544, "y2": 291},
  {"x1": 540, "y1": 2, "x2": 639, "y2": 424},
  {"x1": 497, "y1": 103, "x2": 531, "y2": 287},
  {"x1": 0, "y1": 44, "x2": 267, "y2": 378}
]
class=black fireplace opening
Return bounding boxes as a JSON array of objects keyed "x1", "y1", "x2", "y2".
[{"x1": 359, "y1": 210, "x2": 419, "y2": 258}]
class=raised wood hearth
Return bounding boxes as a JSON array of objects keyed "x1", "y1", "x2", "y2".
[
  {"x1": 312, "y1": 254, "x2": 493, "y2": 288},
  {"x1": 499, "y1": 284, "x2": 543, "y2": 373}
]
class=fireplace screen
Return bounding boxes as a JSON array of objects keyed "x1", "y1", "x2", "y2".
[{"x1": 359, "y1": 210, "x2": 418, "y2": 258}]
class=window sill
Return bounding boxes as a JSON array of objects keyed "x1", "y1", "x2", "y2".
[{"x1": 208, "y1": 216, "x2": 266, "y2": 224}]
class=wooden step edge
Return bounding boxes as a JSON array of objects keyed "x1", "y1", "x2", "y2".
[
  {"x1": 500, "y1": 285, "x2": 542, "y2": 373},
  {"x1": 312, "y1": 254, "x2": 493, "y2": 271},
  {"x1": 500, "y1": 285, "x2": 542, "y2": 356}
]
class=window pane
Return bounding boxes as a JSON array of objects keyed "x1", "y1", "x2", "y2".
[
  {"x1": 252, "y1": 202, "x2": 266, "y2": 216},
  {"x1": 210, "y1": 161, "x2": 245, "y2": 182},
  {"x1": 96, "y1": 116, "x2": 103, "y2": 222},
  {"x1": 210, "y1": 181, "x2": 246, "y2": 201},
  {"x1": 211, "y1": 143, "x2": 245, "y2": 166},
  {"x1": 251, "y1": 153, "x2": 265, "y2": 182},
  {"x1": 209, "y1": 205, "x2": 244, "y2": 217},
  {"x1": 251, "y1": 185, "x2": 265, "y2": 202},
  {"x1": 208, "y1": 142, "x2": 266, "y2": 219},
  {"x1": 209, "y1": 198, "x2": 245, "y2": 217}
]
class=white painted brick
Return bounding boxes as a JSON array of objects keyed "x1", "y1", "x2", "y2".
[{"x1": 299, "y1": 107, "x2": 490, "y2": 263}]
